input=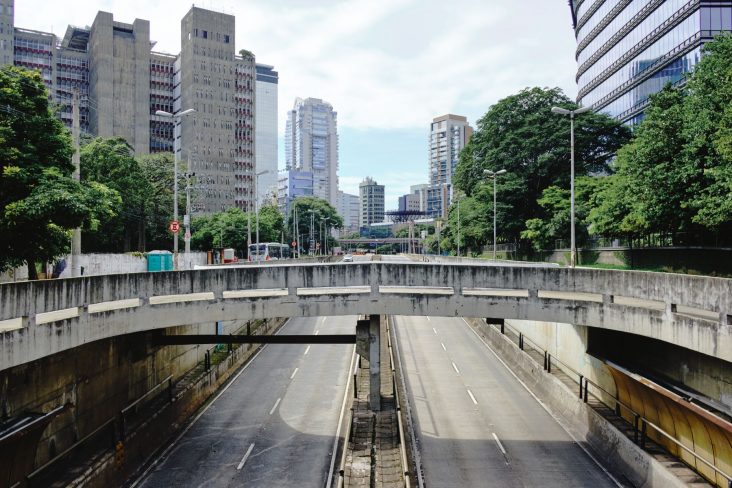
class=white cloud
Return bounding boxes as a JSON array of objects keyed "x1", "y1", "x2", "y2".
[{"x1": 17, "y1": 0, "x2": 578, "y2": 134}]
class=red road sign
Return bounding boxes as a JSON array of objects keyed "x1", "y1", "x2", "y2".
[
  {"x1": 169, "y1": 220, "x2": 180, "y2": 233},
  {"x1": 291, "y1": 241, "x2": 297, "y2": 247}
]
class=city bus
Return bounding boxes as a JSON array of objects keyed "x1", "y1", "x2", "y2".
[{"x1": 248, "y1": 242, "x2": 291, "y2": 262}]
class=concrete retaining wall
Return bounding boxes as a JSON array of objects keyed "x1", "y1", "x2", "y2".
[
  {"x1": 0, "y1": 318, "x2": 251, "y2": 483},
  {"x1": 467, "y1": 318, "x2": 687, "y2": 488}
]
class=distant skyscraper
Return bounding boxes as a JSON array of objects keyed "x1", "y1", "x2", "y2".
[
  {"x1": 359, "y1": 177, "x2": 385, "y2": 228},
  {"x1": 569, "y1": 1, "x2": 732, "y2": 125},
  {"x1": 428, "y1": 114, "x2": 472, "y2": 217},
  {"x1": 255, "y1": 63, "x2": 278, "y2": 206},
  {"x1": 337, "y1": 190, "x2": 360, "y2": 234},
  {"x1": 410, "y1": 184, "x2": 429, "y2": 213},
  {"x1": 285, "y1": 97, "x2": 339, "y2": 207}
]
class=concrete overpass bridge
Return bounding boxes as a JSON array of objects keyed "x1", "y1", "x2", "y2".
[{"x1": 1, "y1": 261, "x2": 730, "y2": 371}]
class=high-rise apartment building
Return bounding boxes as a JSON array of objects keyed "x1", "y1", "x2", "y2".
[
  {"x1": 427, "y1": 114, "x2": 472, "y2": 218},
  {"x1": 569, "y1": 1, "x2": 732, "y2": 124},
  {"x1": 2, "y1": 2, "x2": 263, "y2": 214},
  {"x1": 178, "y1": 7, "x2": 256, "y2": 213},
  {"x1": 409, "y1": 184, "x2": 429, "y2": 213},
  {"x1": 337, "y1": 190, "x2": 360, "y2": 234},
  {"x1": 285, "y1": 97, "x2": 339, "y2": 207},
  {"x1": 255, "y1": 64, "x2": 278, "y2": 206},
  {"x1": 359, "y1": 177, "x2": 385, "y2": 228}
]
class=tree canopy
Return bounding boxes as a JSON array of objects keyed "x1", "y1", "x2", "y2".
[
  {"x1": 286, "y1": 197, "x2": 343, "y2": 254},
  {"x1": 450, "y1": 86, "x2": 631, "y2": 251},
  {"x1": 0, "y1": 66, "x2": 118, "y2": 278}
]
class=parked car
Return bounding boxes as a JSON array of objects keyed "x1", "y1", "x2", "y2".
[{"x1": 343, "y1": 254, "x2": 353, "y2": 262}]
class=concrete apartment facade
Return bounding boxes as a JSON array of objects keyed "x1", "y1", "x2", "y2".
[
  {"x1": 255, "y1": 64, "x2": 278, "y2": 206},
  {"x1": 2, "y1": 1, "x2": 263, "y2": 214},
  {"x1": 569, "y1": 0, "x2": 732, "y2": 124},
  {"x1": 285, "y1": 97, "x2": 339, "y2": 207},
  {"x1": 359, "y1": 177, "x2": 385, "y2": 229},
  {"x1": 428, "y1": 114, "x2": 472, "y2": 218}
]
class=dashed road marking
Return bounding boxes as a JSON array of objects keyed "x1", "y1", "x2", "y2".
[
  {"x1": 315, "y1": 330, "x2": 320, "y2": 336},
  {"x1": 467, "y1": 389, "x2": 478, "y2": 405},
  {"x1": 269, "y1": 398, "x2": 281, "y2": 415},
  {"x1": 290, "y1": 367, "x2": 299, "y2": 379},
  {"x1": 432, "y1": 328, "x2": 438, "y2": 335},
  {"x1": 441, "y1": 342, "x2": 447, "y2": 352},
  {"x1": 304, "y1": 345, "x2": 311, "y2": 356},
  {"x1": 236, "y1": 443, "x2": 255, "y2": 470},
  {"x1": 492, "y1": 433, "x2": 507, "y2": 455},
  {"x1": 452, "y1": 362, "x2": 460, "y2": 375}
]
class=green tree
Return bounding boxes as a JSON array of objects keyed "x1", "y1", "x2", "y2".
[
  {"x1": 0, "y1": 66, "x2": 118, "y2": 278},
  {"x1": 453, "y1": 87, "x2": 631, "y2": 248},
  {"x1": 137, "y1": 152, "x2": 177, "y2": 250},
  {"x1": 257, "y1": 204, "x2": 285, "y2": 243},
  {"x1": 520, "y1": 176, "x2": 599, "y2": 251},
  {"x1": 683, "y1": 34, "x2": 732, "y2": 232},
  {"x1": 287, "y1": 197, "x2": 343, "y2": 254},
  {"x1": 81, "y1": 137, "x2": 151, "y2": 252},
  {"x1": 190, "y1": 207, "x2": 249, "y2": 254}
]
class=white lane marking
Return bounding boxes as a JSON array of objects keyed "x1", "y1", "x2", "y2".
[
  {"x1": 315, "y1": 330, "x2": 320, "y2": 335},
  {"x1": 462, "y1": 318, "x2": 624, "y2": 487},
  {"x1": 452, "y1": 362, "x2": 460, "y2": 375},
  {"x1": 492, "y1": 432, "x2": 507, "y2": 455},
  {"x1": 426, "y1": 316, "x2": 431, "y2": 321},
  {"x1": 432, "y1": 328, "x2": 438, "y2": 335},
  {"x1": 326, "y1": 345, "x2": 357, "y2": 488},
  {"x1": 290, "y1": 367, "x2": 299, "y2": 379},
  {"x1": 269, "y1": 398, "x2": 281, "y2": 415},
  {"x1": 129, "y1": 319, "x2": 292, "y2": 487},
  {"x1": 441, "y1": 342, "x2": 447, "y2": 352},
  {"x1": 236, "y1": 443, "x2": 255, "y2": 470},
  {"x1": 321, "y1": 317, "x2": 327, "y2": 324},
  {"x1": 467, "y1": 389, "x2": 478, "y2": 405},
  {"x1": 304, "y1": 345, "x2": 311, "y2": 356}
]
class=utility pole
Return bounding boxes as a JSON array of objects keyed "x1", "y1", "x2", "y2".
[
  {"x1": 457, "y1": 198, "x2": 461, "y2": 257},
  {"x1": 71, "y1": 89, "x2": 81, "y2": 277}
]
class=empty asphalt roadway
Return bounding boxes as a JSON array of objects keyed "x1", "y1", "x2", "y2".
[
  {"x1": 393, "y1": 314, "x2": 621, "y2": 487},
  {"x1": 134, "y1": 316, "x2": 355, "y2": 488}
]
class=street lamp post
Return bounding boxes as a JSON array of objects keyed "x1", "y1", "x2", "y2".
[
  {"x1": 484, "y1": 169, "x2": 507, "y2": 261},
  {"x1": 183, "y1": 170, "x2": 196, "y2": 254},
  {"x1": 551, "y1": 105, "x2": 592, "y2": 268},
  {"x1": 155, "y1": 108, "x2": 196, "y2": 270},
  {"x1": 255, "y1": 169, "x2": 270, "y2": 261},
  {"x1": 323, "y1": 217, "x2": 330, "y2": 256},
  {"x1": 457, "y1": 198, "x2": 461, "y2": 257}
]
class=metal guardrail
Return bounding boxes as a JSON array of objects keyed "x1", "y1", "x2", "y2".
[{"x1": 493, "y1": 320, "x2": 732, "y2": 488}]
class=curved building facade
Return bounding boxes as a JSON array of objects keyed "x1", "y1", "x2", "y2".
[{"x1": 569, "y1": 0, "x2": 732, "y2": 124}]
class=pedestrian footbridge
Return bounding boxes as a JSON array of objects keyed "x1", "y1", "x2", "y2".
[{"x1": 0, "y1": 262, "x2": 730, "y2": 370}]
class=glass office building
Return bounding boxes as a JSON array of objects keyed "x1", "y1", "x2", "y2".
[{"x1": 569, "y1": 0, "x2": 732, "y2": 124}]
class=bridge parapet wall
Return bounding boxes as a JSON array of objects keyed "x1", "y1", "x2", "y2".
[{"x1": 1, "y1": 262, "x2": 730, "y2": 370}]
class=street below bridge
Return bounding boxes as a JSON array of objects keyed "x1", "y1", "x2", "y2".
[
  {"x1": 393, "y1": 314, "x2": 622, "y2": 487},
  {"x1": 133, "y1": 316, "x2": 355, "y2": 488}
]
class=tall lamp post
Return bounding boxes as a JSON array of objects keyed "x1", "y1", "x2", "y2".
[
  {"x1": 551, "y1": 105, "x2": 592, "y2": 268},
  {"x1": 323, "y1": 217, "x2": 330, "y2": 256},
  {"x1": 254, "y1": 169, "x2": 271, "y2": 261},
  {"x1": 155, "y1": 108, "x2": 196, "y2": 270},
  {"x1": 484, "y1": 169, "x2": 507, "y2": 261},
  {"x1": 308, "y1": 210, "x2": 316, "y2": 255}
]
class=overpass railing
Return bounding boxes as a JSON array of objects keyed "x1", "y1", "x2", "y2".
[{"x1": 493, "y1": 320, "x2": 732, "y2": 488}]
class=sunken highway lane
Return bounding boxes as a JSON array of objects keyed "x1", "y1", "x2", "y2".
[
  {"x1": 393, "y1": 315, "x2": 622, "y2": 488},
  {"x1": 133, "y1": 316, "x2": 355, "y2": 488}
]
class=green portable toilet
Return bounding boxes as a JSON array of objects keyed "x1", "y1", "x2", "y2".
[{"x1": 147, "y1": 250, "x2": 173, "y2": 272}]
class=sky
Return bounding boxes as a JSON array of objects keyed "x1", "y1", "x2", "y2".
[{"x1": 15, "y1": 0, "x2": 579, "y2": 210}]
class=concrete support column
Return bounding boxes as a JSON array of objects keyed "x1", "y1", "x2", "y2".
[
  {"x1": 369, "y1": 314, "x2": 381, "y2": 411},
  {"x1": 355, "y1": 315, "x2": 382, "y2": 411}
]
